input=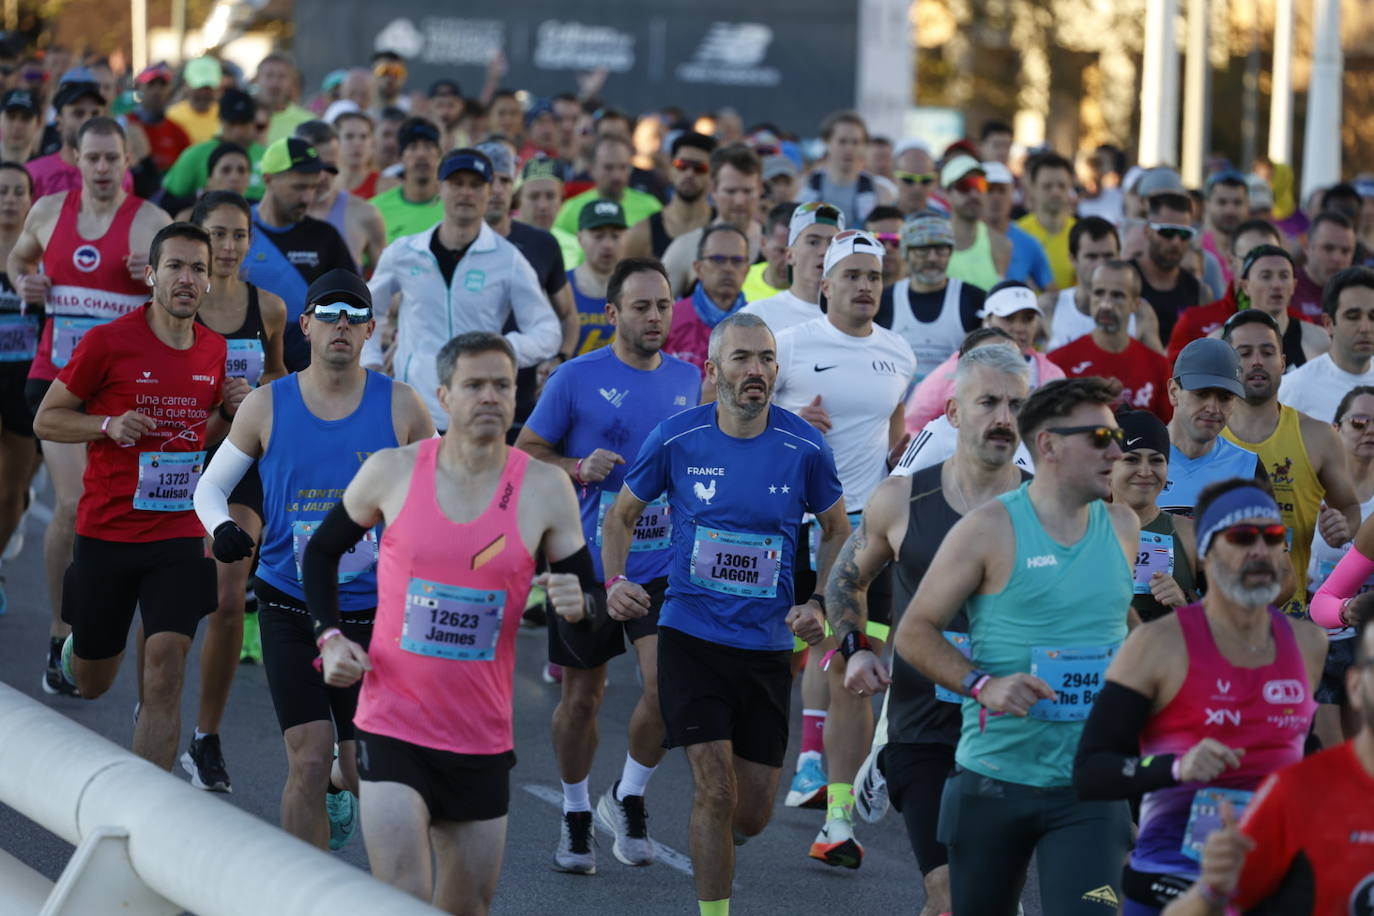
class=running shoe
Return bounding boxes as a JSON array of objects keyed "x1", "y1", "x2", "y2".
[
  {"x1": 239, "y1": 610, "x2": 263, "y2": 664},
  {"x1": 854, "y1": 743, "x2": 890, "y2": 823},
  {"x1": 595, "y1": 781, "x2": 656, "y2": 866},
  {"x1": 553, "y1": 810, "x2": 597, "y2": 874},
  {"x1": 42, "y1": 639, "x2": 80, "y2": 697},
  {"x1": 180, "y1": 734, "x2": 233, "y2": 793},
  {"x1": 784, "y1": 754, "x2": 827, "y2": 808},
  {"x1": 809, "y1": 815, "x2": 864, "y2": 869},
  {"x1": 542, "y1": 662, "x2": 563, "y2": 684},
  {"x1": 326, "y1": 789, "x2": 357, "y2": 850}
]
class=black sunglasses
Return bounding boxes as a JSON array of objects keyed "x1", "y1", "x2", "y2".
[
  {"x1": 1219, "y1": 523, "x2": 1287, "y2": 548},
  {"x1": 1047, "y1": 425, "x2": 1125, "y2": 449}
]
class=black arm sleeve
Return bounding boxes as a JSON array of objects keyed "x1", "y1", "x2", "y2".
[
  {"x1": 548, "y1": 544, "x2": 609, "y2": 632},
  {"x1": 301, "y1": 501, "x2": 369, "y2": 640},
  {"x1": 1073, "y1": 680, "x2": 1179, "y2": 800}
]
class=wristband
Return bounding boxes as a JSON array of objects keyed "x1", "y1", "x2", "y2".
[
  {"x1": 808, "y1": 592, "x2": 827, "y2": 613},
  {"x1": 838, "y1": 629, "x2": 872, "y2": 661},
  {"x1": 572, "y1": 457, "x2": 586, "y2": 485},
  {"x1": 100, "y1": 415, "x2": 112, "y2": 438},
  {"x1": 315, "y1": 627, "x2": 342, "y2": 650},
  {"x1": 606, "y1": 574, "x2": 629, "y2": 592},
  {"x1": 219, "y1": 403, "x2": 234, "y2": 422},
  {"x1": 970, "y1": 675, "x2": 991, "y2": 700}
]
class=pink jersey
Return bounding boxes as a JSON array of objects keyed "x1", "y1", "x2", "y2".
[
  {"x1": 26, "y1": 152, "x2": 135, "y2": 200},
  {"x1": 1130, "y1": 603, "x2": 1315, "y2": 876},
  {"x1": 354, "y1": 440, "x2": 535, "y2": 755}
]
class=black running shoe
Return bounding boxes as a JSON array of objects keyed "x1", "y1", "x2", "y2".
[{"x1": 181, "y1": 734, "x2": 232, "y2": 793}]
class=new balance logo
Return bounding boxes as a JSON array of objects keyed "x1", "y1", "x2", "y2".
[{"x1": 1026, "y1": 554, "x2": 1058, "y2": 569}]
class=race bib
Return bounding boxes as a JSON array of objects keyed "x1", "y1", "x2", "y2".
[
  {"x1": 400, "y1": 577, "x2": 505, "y2": 660},
  {"x1": 1028, "y1": 644, "x2": 1117, "y2": 721},
  {"x1": 1134, "y1": 531, "x2": 1175, "y2": 594},
  {"x1": 0, "y1": 313, "x2": 39, "y2": 361},
  {"x1": 809, "y1": 510, "x2": 862, "y2": 570},
  {"x1": 52, "y1": 316, "x2": 104, "y2": 368},
  {"x1": 133, "y1": 451, "x2": 205, "y2": 511},
  {"x1": 1181, "y1": 787, "x2": 1254, "y2": 862},
  {"x1": 689, "y1": 525, "x2": 782, "y2": 598},
  {"x1": 595, "y1": 490, "x2": 670, "y2": 552},
  {"x1": 293, "y1": 520, "x2": 378, "y2": 584},
  {"x1": 226, "y1": 338, "x2": 266, "y2": 388},
  {"x1": 934, "y1": 631, "x2": 972, "y2": 704}
]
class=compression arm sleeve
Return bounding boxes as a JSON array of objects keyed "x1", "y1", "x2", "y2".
[
  {"x1": 1073, "y1": 680, "x2": 1179, "y2": 800},
  {"x1": 548, "y1": 545, "x2": 609, "y2": 631},
  {"x1": 1310, "y1": 545, "x2": 1374, "y2": 627},
  {"x1": 301, "y1": 501, "x2": 369, "y2": 638},
  {"x1": 193, "y1": 439, "x2": 255, "y2": 536}
]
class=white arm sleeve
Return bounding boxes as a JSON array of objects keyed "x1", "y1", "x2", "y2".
[{"x1": 193, "y1": 439, "x2": 255, "y2": 536}]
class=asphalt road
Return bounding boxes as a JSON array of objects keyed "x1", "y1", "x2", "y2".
[{"x1": 0, "y1": 496, "x2": 1045, "y2": 915}]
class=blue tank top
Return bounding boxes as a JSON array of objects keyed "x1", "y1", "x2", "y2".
[
  {"x1": 568, "y1": 269, "x2": 614, "y2": 355},
  {"x1": 256, "y1": 369, "x2": 397, "y2": 610},
  {"x1": 1159, "y1": 437, "x2": 1261, "y2": 516}
]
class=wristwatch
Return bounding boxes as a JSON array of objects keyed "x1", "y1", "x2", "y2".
[{"x1": 960, "y1": 668, "x2": 990, "y2": 696}]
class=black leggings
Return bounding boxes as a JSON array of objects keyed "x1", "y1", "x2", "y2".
[{"x1": 883, "y1": 742, "x2": 956, "y2": 876}]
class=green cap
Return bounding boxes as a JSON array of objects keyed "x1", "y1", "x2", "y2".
[
  {"x1": 260, "y1": 138, "x2": 327, "y2": 176},
  {"x1": 518, "y1": 154, "x2": 563, "y2": 190},
  {"x1": 578, "y1": 199, "x2": 627, "y2": 231},
  {"x1": 183, "y1": 56, "x2": 222, "y2": 90}
]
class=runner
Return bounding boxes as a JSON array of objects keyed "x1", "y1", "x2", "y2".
[
  {"x1": 26, "y1": 79, "x2": 133, "y2": 199},
  {"x1": 1291, "y1": 212, "x2": 1357, "y2": 322},
  {"x1": 1278, "y1": 266, "x2": 1374, "y2": 422},
  {"x1": 516, "y1": 256, "x2": 699, "y2": 873},
  {"x1": 1161, "y1": 600, "x2": 1374, "y2": 915},
  {"x1": 623, "y1": 132, "x2": 716, "y2": 259},
  {"x1": 166, "y1": 56, "x2": 223, "y2": 145},
  {"x1": 295, "y1": 120, "x2": 385, "y2": 270},
  {"x1": 664, "y1": 224, "x2": 751, "y2": 375},
  {"x1": 741, "y1": 202, "x2": 843, "y2": 332},
  {"x1": 602, "y1": 311, "x2": 848, "y2": 915},
  {"x1": 1208, "y1": 245, "x2": 1329, "y2": 368},
  {"x1": 1220, "y1": 308, "x2": 1359, "y2": 618},
  {"x1": 1044, "y1": 217, "x2": 1149, "y2": 351},
  {"x1": 1161, "y1": 339, "x2": 1265, "y2": 515},
  {"x1": 255, "y1": 53, "x2": 313, "y2": 144},
  {"x1": 127, "y1": 63, "x2": 191, "y2": 176},
  {"x1": 0, "y1": 88, "x2": 42, "y2": 163},
  {"x1": 661, "y1": 144, "x2": 764, "y2": 298},
  {"x1": 1107, "y1": 409, "x2": 1199, "y2": 623},
  {"x1": 1015, "y1": 153, "x2": 1077, "y2": 290},
  {"x1": 770, "y1": 229, "x2": 915, "y2": 868},
  {"x1": 1132, "y1": 190, "x2": 1207, "y2": 343},
  {"x1": 192, "y1": 269, "x2": 432, "y2": 846},
  {"x1": 1048, "y1": 259, "x2": 1173, "y2": 419},
  {"x1": 1199, "y1": 171, "x2": 1249, "y2": 289},
  {"x1": 10, "y1": 116, "x2": 170, "y2": 696},
  {"x1": 894, "y1": 376, "x2": 1138, "y2": 915},
  {"x1": 244, "y1": 137, "x2": 357, "y2": 372},
  {"x1": 1165, "y1": 219, "x2": 1283, "y2": 363},
  {"x1": 36, "y1": 222, "x2": 242, "y2": 769},
  {"x1": 363, "y1": 148, "x2": 561, "y2": 432},
  {"x1": 368, "y1": 118, "x2": 443, "y2": 246},
  {"x1": 176, "y1": 190, "x2": 289, "y2": 791},
  {"x1": 555, "y1": 135, "x2": 662, "y2": 236},
  {"x1": 333, "y1": 111, "x2": 379, "y2": 200},
  {"x1": 741, "y1": 202, "x2": 793, "y2": 304},
  {"x1": 514, "y1": 155, "x2": 580, "y2": 270},
  {"x1": 862, "y1": 206, "x2": 905, "y2": 289},
  {"x1": 796, "y1": 111, "x2": 891, "y2": 226},
  {"x1": 302, "y1": 331, "x2": 597, "y2": 911},
  {"x1": 0, "y1": 162, "x2": 38, "y2": 614},
  {"x1": 942, "y1": 154, "x2": 1008, "y2": 291},
  {"x1": 1074, "y1": 477, "x2": 1324, "y2": 914},
  {"x1": 892, "y1": 141, "x2": 937, "y2": 217},
  {"x1": 161, "y1": 89, "x2": 265, "y2": 205}
]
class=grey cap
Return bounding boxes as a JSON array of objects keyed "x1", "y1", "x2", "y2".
[
  {"x1": 762, "y1": 155, "x2": 797, "y2": 181},
  {"x1": 1173, "y1": 337, "x2": 1244, "y2": 397},
  {"x1": 1136, "y1": 167, "x2": 1186, "y2": 198}
]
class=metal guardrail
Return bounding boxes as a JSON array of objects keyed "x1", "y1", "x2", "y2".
[{"x1": 0, "y1": 682, "x2": 439, "y2": 915}]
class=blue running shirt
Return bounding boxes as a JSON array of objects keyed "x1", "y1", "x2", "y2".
[
  {"x1": 623, "y1": 403, "x2": 844, "y2": 651},
  {"x1": 525, "y1": 346, "x2": 700, "y2": 581},
  {"x1": 1159, "y1": 437, "x2": 1264, "y2": 515}
]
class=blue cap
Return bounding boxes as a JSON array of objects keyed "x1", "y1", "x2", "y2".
[
  {"x1": 439, "y1": 150, "x2": 493, "y2": 184},
  {"x1": 524, "y1": 98, "x2": 553, "y2": 127}
]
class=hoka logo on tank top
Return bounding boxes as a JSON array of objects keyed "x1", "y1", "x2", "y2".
[{"x1": 1026, "y1": 554, "x2": 1057, "y2": 568}]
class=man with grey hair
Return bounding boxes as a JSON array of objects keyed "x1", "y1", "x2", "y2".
[
  {"x1": 832, "y1": 338, "x2": 1032, "y2": 915},
  {"x1": 602, "y1": 310, "x2": 849, "y2": 915}
]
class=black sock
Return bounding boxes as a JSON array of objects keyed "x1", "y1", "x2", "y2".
[{"x1": 326, "y1": 781, "x2": 343, "y2": 795}]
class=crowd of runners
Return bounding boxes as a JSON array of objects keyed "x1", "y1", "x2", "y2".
[{"x1": 0, "y1": 35, "x2": 1373, "y2": 916}]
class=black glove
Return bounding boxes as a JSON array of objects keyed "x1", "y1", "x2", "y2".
[{"x1": 212, "y1": 520, "x2": 255, "y2": 563}]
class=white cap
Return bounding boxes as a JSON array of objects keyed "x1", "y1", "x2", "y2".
[
  {"x1": 788, "y1": 201, "x2": 845, "y2": 246},
  {"x1": 979, "y1": 285, "x2": 1043, "y2": 318},
  {"x1": 822, "y1": 229, "x2": 884, "y2": 277},
  {"x1": 323, "y1": 99, "x2": 361, "y2": 124},
  {"x1": 982, "y1": 161, "x2": 1013, "y2": 185},
  {"x1": 893, "y1": 137, "x2": 930, "y2": 157}
]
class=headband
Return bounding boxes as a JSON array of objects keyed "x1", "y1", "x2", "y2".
[{"x1": 1196, "y1": 485, "x2": 1282, "y2": 556}]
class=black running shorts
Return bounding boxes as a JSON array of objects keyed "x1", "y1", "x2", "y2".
[
  {"x1": 548, "y1": 576, "x2": 667, "y2": 669},
  {"x1": 356, "y1": 729, "x2": 515, "y2": 822},
  {"x1": 0, "y1": 362, "x2": 34, "y2": 437},
  {"x1": 657, "y1": 624, "x2": 792, "y2": 767},
  {"x1": 63, "y1": 535, "x2": 216, "y2": 660}
]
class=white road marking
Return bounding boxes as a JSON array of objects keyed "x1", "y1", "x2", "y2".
[{"x1": 521, "y1": 783, "x2": 694, "y2": 875}]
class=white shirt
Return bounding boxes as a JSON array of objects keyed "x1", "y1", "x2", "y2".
[
  {"x1": 889, "y1": 415, "x2": 1034, "y2": 478},
  {"x1": 1047, "y1": 288, "x2": 1138, "y2": 351},
  {"x1": 774, "y1": 317, "x2": 916, "y2": 510},
  {"x1": 742, "y1": 290, "x2": 822, "y2": 335},
  {"x1": 1277, "y1": 353, "x2": 1374, "y2": 423}
]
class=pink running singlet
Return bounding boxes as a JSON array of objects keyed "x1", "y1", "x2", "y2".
[{"x1": 354, "y1": 439, "x2": 535, "y2": 755}]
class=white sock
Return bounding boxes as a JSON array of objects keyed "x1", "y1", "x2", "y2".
[
  {"x1": 616, "y1": 754, "x2": 657, "y2": 800},
  {"x1": 562, "y1": 777, "x2": 590, "y2": 813},
  {"x1": 194, "y1": 729, "x2": 210, "y2": 741}
]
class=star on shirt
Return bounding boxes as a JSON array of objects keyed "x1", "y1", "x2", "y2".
[
  {"x1": 768, "y1": 485, "x2": 777, "y2": 493},
  {"x1": 781, "y1": 485, "x2": 790, "y2": 493}
]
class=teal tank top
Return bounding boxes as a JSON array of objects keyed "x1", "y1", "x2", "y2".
[{"x1": 958, "y1": 482, "x2": 1132, "y2": 787}]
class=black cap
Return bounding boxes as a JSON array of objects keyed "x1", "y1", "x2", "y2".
[
  {"x1": 397, "y1": 118, "x2": 441, "y2": 153},
  {"x1": 1, "y1": 89, "x2": 38, "y2": 116},
  {"x1": 218, "y1": 88, "x2": 256, "y2": 124},
  {"x1": 1116, "y1": 409, "x2": 1170, "y2": 457},
  {"x1": 428, "y1": 79, "x2": 461, "y2": 98},
  {"x1": 53, "y1": 81, "x2": 105, "y2": 111},
  {"x1": 1240, "y1": 243, "x2": 1295, "y2": 279},
  {"x1": 306, "y1": 269, "x2": 371, "y2": 311}
]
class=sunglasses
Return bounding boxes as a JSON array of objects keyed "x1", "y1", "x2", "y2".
[
  {"x1": 672, "y1": 157, "x2": 709, "y2": 175},
  {"x1": 1344, "y1": 414, "x2": 1374, "y2": 430},
  {"x1": 373, "y1": 62, "x2": 407, "y2": 80},
  {"x1": 951, "y1": 174, "x2": 988, "y2": 194},
  {"x1": 1047, "y1": 424, "x2": 1125, "y2": 449},
  {"x1": 895, "y1": 171, "x2": 935, "y2": 186},
  {"x1": 874, "y1": 233, "x2": 901, "y2": 249},
  {"x1": 1149, "y1": 222, "x2": 1197, "y2": 241},
  {"x1": 1219, "y1": 523, "x2": 1287, "y2": 548},
  {"x1": 702, "y1": 254, "x2": 748, "y2": 268},
  {"x1": 311, "y1": 302, "x2": 373, "y2": 324}
]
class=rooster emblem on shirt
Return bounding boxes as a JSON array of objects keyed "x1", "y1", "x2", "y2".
[{"x1": 693, "y1": 479, "x2": 717, "y2": 504}]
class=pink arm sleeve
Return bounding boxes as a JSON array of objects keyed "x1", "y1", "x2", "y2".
[{"x1": 1310, "y1": 546, "x2": 1374, "y2": 627}]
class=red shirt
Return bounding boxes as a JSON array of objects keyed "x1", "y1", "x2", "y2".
[
  {"x1": 128, "y1": 112, "x2": 192, "y2": 173},
  {"x1": 1167, "y1": 285, "x2": 1240, "y2": 365},
  {"x1": 58, "y1": 305, "x2": 226, "y2": 543},
  {"x1": 1233, "y1": 741, "x2": 1374, "y2": 914},
  {"x1": 1291, "y1": 265, "x2": 1325, "y2": 324},
  {"x1": 1049, "y1": 333, "x2": 1173, "y2": 421}
]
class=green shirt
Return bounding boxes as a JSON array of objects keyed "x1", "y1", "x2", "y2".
[
  {"x1": 742, "y1": 261, "x2": 782, "y2": 302},
  {"x1": 553, "y1": 225, "x2": 582, "y2": 269},
  {"x1": 372, "y1": 186, "x2": 444, "y2": 244},
  {"x1": 554, "y1": 187, "x2": 662, "y2": 237},
  {"x1": 266, "y1": 103, "x2": 314, "y2": 146},
  {"x1": 162, "y1": 138, "x2": 266, "y2": 201}
]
